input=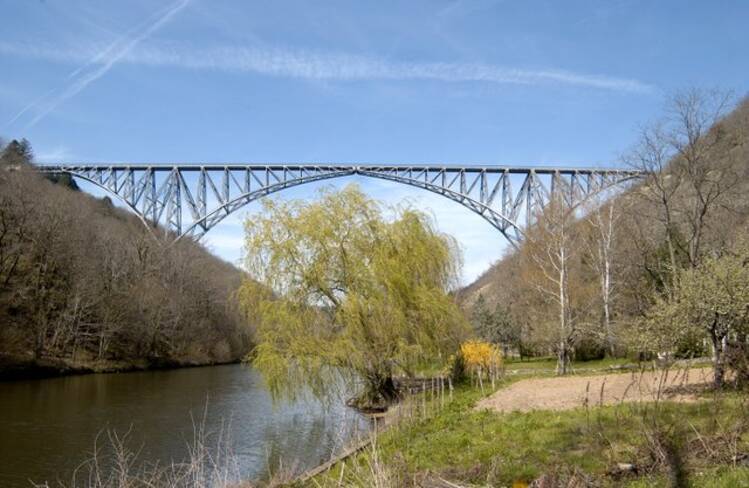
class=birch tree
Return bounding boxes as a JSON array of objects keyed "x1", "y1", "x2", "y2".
[
  {"x1": 521, "y1": 193, "x2": 581, "y2": 375},
  {"x1": 583, "y1": 196, "x2": 622, "y2": 356}
]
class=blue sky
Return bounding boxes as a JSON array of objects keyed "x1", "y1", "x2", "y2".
[{"x1": 1, "y1": 0, "x2": 747, "y2": 283}]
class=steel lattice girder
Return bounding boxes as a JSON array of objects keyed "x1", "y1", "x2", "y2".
[{"x1": 38, "y1": 164, "x2": 642, "y2": 247}]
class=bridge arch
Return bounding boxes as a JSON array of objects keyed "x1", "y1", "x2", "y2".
[
  {"x1": 180, "y1": 170, "x2": 525, "y2": 246},
  {"x1": 39, "y1": 164, "x2": 641, "y2": 248}
]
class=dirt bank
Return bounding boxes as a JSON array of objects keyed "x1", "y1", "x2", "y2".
[{"x1": 477, "y1": 367, "x2": 714, "y2": 413}]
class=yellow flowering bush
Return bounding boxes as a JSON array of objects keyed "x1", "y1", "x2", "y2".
[
  {"x1": 461, "y1": 340, "x2": 502, "y2": 370},
  {"x1": 459, "y1": 340, "x2": 503, "y2": 390}
]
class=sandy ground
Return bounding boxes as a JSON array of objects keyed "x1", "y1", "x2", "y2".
[{"x1": 476, "y1": 367, "x2": 714, "y2": 413}]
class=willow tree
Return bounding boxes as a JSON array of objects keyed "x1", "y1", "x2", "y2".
[{"x1": 239, "y1": 185, "x2": 468, "y2": 409}]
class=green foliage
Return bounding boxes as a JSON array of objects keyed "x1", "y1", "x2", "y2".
[
  {"x1": 636, "y1": 247, "x2": 749, "y2": 386},
  {"x1": 675, "y1": 251, "x2": 749, "y2": 336},
  {"x1": 443, "y1": 352, "x2": 467, "y2": 383},
  {"x1": 642, "y1": 228, "x2": 690, "y2": 296},
  {"x1": 638, "y1": 249, "x2": 749, "y2": 350},
  {"x1": 673, "y1": 333, "x2": 708, "y2": 359},
  {"x1": 690, "y1": 468, "x2": 749, "y2": 487},
  {"x1": 240, "y1": 185, "x2": 469, "y2": 406},
  {"x1": 573, "y1": 338, "x2": 606, "y2": 362}
]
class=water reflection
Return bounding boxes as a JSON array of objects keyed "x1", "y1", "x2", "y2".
[{"x1": 0, "y1": 364, "x2": 370, "y2": 487}]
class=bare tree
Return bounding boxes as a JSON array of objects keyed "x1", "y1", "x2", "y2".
[
  {"x1": 667, "y1": 89, "x2": 739, "y2": 267},
  {"x1": 626, "y1": 89, "x2": 738, "y2": 289},
  {"x1": 582, "y1": 193, "x2": 625, "y2": 356},
  {"x1": 521, "y1": 193, "x2": 583, "y2": 374},
  {"x1": 0, "y1": 143, "x2": 254, "y2": 372},
  {"x1": 626, "y1": 121, "x2": 684, "y2": 295}
]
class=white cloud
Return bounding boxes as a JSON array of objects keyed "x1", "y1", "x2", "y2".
[
  {"x1": 3, "y1": 0, "x2": 189, "y2": 129},
  {"x1": 0, "y1": 39, "x2": 654, "y2": 94}
]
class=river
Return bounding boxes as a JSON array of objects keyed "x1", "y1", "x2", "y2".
[{"x1": 0, "y1": 364, "x2": 371, "y2": 487}]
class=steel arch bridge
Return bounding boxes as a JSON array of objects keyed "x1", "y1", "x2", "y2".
[{"x1": 39, "y1": 163, "x2": 641, "y2": 247}]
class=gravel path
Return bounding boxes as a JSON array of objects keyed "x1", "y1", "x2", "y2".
[{"x1": 476, "y1": 367, "x2": 714, "y2": 413}]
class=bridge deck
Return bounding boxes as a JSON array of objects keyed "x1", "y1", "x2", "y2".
[{"x1": 40, "y1": 163, "x2": 639, "y2": 175}]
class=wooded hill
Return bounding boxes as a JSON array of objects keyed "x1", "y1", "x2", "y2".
[
  {"x1": 0, "y1": 140, "x2": 254, "y2": 378},
  {"x1": 459, "y1": 91, "x2": 749, "y2": 366}
]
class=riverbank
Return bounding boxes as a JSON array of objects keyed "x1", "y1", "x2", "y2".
[
  {"x1": 306, "y1": 364, "x2": 749, "y2": 487},
  {"x1": 0, "y1": 351, "x2": 243, "y2": 381}
]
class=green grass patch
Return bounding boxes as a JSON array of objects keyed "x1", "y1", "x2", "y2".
[
  {"x1": 505, "y1": 356, "x2": 635, "y2": 372},
  {"x1": 309, "y1": 372, "x2": 749, "y2": 487}
]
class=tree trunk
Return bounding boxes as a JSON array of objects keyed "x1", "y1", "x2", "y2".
[
  {"x1": 711, "y1": 329, "x2": 725, "y2": 389},
  {"x1": 557, "y1": 341, "x2": 569, "y2": 375},
  {"x1": 602, "y1": 263, "x2": 614, "y2": 357},
  {"x1": 596, "y1": 203, "x2": 615, "y2": 357},
  {"x1": 666, "y1": 226, "x2": 678, "y2": 294},
  {"x1": 557, "y1": 243, "x2": 569, "y2": 375},
  {"x1": 603, "y1": 301, "x2": 614, "y2": 357},
  {"x1": 351, "y1": 371, "x2": 398, "y2": 412}
]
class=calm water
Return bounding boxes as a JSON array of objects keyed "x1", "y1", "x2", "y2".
[{"x1": 0, "y1": 364, "x2": 370, "y2": 487}]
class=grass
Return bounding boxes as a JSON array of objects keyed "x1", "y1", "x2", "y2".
[
  {"x1": 307, "y1": 368, "x2": 749, "y2": 487},
  {"x1": 687, "y1": 467, "x2": 749, "y2": 487},
  {"x1": 413, "y1": 355, "x2": 638, "y2": 378},
  {"x1": 503, "y1": 356, "x2": 714, "y2": 376},
  {"x1": 504, "y1": 356, "x2": 636, "y2": 372},
  {"x1": 623, "y1": 467, "x2": 749, "y2": 487}
]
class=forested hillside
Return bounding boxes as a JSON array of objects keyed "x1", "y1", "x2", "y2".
[
  {"x1": 0, "y1": 140, "x2": 254, "y2": 378},
  {"x1": 460, "y1": 91, "x2": 749, "y2": 372}
]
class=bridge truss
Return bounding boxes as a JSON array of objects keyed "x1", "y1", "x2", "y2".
[{"x1": 39, "y1": 164, "x2": 641, "y2": 247}]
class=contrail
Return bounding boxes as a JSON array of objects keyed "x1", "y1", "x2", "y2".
[
  {"x1": 66, "y1": 1, "x2": 187, "y2": 80},
  {"x1": 4, "y1": 0, "x2": 189, "y2": 129},
  {"x1": 3, "y1": 86, "x2": 58, "y2": 129},
  {"x1": 1, "y1": 38, "x2": 655, "y2": 97}
]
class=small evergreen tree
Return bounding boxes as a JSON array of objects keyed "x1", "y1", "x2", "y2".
[
  {"x1": 0, "y1": 139, "x2": 34, "y2": 166},
  {"x1": 471, "y1": 294, "x2": 522, "y2": 358},
  {"x1": 471, "y1": 294, "x2": 494, "y2": 339}
]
